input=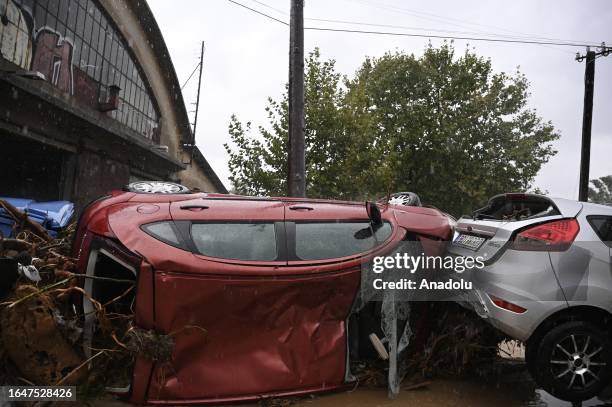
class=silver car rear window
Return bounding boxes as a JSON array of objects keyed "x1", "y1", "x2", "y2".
[{"x1": 471, "y1": 194, "x2": 560, "y2": 221}]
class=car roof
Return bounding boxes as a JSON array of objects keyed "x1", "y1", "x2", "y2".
[
  {"x1": 127, "y1": 191, "x2": 367, "y2": 207},
  {"x1": 574, "y1": 200, "x2": 612, "y2": 215},
  {"x1": 123, "y1": 191, "x2": 449, "y2": 218}
]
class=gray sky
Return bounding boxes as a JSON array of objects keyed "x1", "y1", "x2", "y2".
[{"x1": 147, "y1": 0, "x2": 612, "y2": 199}]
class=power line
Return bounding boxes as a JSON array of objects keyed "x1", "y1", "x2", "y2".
[
  {"x1": 249, "y1": 0, "x2": 286, "y2": 16},
  {"x1": 227, "y1": 0, "x2": 287, "y2": 25},
  {"x1": 227, "y1": 0, "x2": 607, "y2": 49},
  {"x1": 246, "y1": 0, "x2": 600, "y2": 46},
  {"x1": 181, "y1": 62, "x2": 201, "y2": 90},
  {"x1": 304, "y1": 17, "x2": 579, "y2": 48},
  {"x1": 347, "y1": 0, "x2": 604, "y2": 46},
  {"x1": 303, "y1": 26, "x2": 604, "y2": 49}
]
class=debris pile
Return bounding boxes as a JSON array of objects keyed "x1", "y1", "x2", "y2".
[
  {"x1": 350, "y1": 303, "x2": 508, "y2": 392},
  {"x1": 0, "y1": 199, "x2": 169, "y2": 396},
  {"x1": 406, "y1": 302, "x2": 507, "y2": 379}
]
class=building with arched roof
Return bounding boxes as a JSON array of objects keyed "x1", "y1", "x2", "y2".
[{"x1": 0, "y1": 0, "x2": 226, "y2": 210}]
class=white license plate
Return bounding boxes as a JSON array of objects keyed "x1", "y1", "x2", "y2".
[{"x1": 453, "y1": 234, "x2": 486, "y2": 251}]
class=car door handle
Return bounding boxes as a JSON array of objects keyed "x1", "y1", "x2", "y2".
[
  {"x1": 289, "y1": 205, "x2": 314, "y2": 211},
  {"x1": 180, "y1": 204, "x2": 209, "y2": 211}
]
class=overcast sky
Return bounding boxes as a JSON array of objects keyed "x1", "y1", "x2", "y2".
[{"x1": 147, "y1": 0, "x2": 611, "y2": 199}]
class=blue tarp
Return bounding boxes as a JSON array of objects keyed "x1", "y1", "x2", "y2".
[{"x1": 0, "y1": 197, "x2": 74, "y2": 238}]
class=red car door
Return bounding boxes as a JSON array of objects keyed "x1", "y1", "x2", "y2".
[
  {"x1": 280, "y1": 201, "x2": 406, "y2": 393},
  {"x1": 144, "y1": 198, "x2": 366, "y2": 404}
]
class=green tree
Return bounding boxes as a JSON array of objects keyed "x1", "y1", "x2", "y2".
[
  {"x1": 589, "y1": 175, "x2": 612, "y2": 205},
  {"x1": 225, "y1": 44, "x2": 559, "y2": 216},
  {"x1": 225, "y1": 49, "x2": 349, "y2": 198}
]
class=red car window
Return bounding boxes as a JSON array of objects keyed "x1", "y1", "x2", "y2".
[
  {"x1": 191, "y1": 222, "x2": 278, "y2": 261},
  {"x1": 142, "y1": 221, "x2": 184, "y2": 248},
  {"x1": 294, "y1": 221, "x2": 392, "y2": 260}
]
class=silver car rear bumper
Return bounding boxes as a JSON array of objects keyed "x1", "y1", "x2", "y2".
[{"x1": 451, "y1": 249, "x2": 569, "y2": 341}]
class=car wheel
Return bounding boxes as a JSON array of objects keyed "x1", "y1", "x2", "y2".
[
  {"x1": 525, "y1": 338, "x2": 539, "y2": 379},
  {"x1": 533, "y1": 321, "x2": 612, "y2": 402},
  {"x1": 388, "y1": 192, "x2": 422, "y2": 207},
  {"x1": 126, "y1": 181, "x2": 190, "y2": 194}
]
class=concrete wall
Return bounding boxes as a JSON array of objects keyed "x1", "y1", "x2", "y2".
[
  {"x1": 72, "y1": 150, "x2": 130, "y2": 210},
  {"x1": 179, "y1": 163, "x2": 219, "y2": 193}
]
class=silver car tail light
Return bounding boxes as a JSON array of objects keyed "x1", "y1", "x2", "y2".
[{"x1": 511, "y1": 218, "x2": 580, "y2": 251}]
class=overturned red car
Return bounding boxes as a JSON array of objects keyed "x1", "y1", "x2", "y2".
[{"x1": 73, "y1": 183, "x2": 453, "y2": 405}]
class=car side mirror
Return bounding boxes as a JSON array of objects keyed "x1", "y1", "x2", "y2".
[
  {"x1": 355, "y1": 202, "x2": 383, "y2": 240},
  {"x1": 366, "y1": 201, "x2": 382, "y2": 226}
]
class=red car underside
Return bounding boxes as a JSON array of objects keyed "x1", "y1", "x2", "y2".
[{"x1": 74, "y1": 192, "x2": 452, "y2": 404}]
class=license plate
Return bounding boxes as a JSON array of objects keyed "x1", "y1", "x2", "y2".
[{"x1": 453, "y1": 234, "x2": 486, "y2": 251}]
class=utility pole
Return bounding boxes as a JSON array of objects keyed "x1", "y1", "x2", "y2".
[
  {"x1": 576, "y1": 44, "x2": 610, "y2": 202},
  {"x1": 577, "y1": 49, "x2": 595, "y2": 202},
  {"x1": 192, "y1": 42, "x2": 206, "y2": 156},
  {"x1": 287, "y1": 0, "x2": 305, "y2": 197},
  {"x1": 183, "y1": 41, "x2": 205, "y2": 166}
]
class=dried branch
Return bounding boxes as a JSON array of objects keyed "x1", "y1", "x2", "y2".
[
  {"x1": 0, "y1": 238, "x2": 33, "y2": 252},
  {"x1": 0, "y1": 278, "x2": 72, "y2": 308},
  {"x1": 0, "y1": 200, "x2": 52, "y2": 242},
  {"x1": 55, "y1": 350, "x2": 105, "y2": 386}
]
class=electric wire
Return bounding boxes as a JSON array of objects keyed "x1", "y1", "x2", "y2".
[
  {"x1": 249, "y1": 0, "x2": 286, "y2": 15},
  {"x1": 228, "y1": 0, "x2": 607, "y2": 49},
  {"x1": 244, "y1": 0, "x2": 603, "y2": 47},
  {"x1": 347, "y1": 0, "x2": 604, "y2": 46},
  {"x1": 303, "y1": 26, "x2": 602, "y2": 49},
  {"x1": 228, "y1": 0, "x2": 288, "y2": 25},
  {"x1": 181, "y1": 62, "x2": 201, "y2": 90}
]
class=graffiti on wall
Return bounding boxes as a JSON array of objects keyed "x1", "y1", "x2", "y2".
[
  {"x1": 1, "y1": 1, "x2": 75, "y2": 95},
  {"x1": 31, "y1": 28, "x2": 74, "y2": 95},
  {"x1": 1, "y1": 0, "x2": 160, "y2": 138}
]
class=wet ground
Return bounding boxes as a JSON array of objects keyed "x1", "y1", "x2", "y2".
[
  {"x1": 293, "y1": 379, "x2": 612, "y2": 407},
  {"x1": 92, "y1": 382, "x2": 612, "y2": 407},
  {"x1": 284, "y1": 346, "x2": 611, "y2": 407},
  {"x1": 91, "y1": 361, "x2": 611, "y2": 407}
]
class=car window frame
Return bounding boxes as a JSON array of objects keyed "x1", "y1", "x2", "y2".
[
  {"x1": 587, "y1": 215, "x2": 612, "y2": 248},
  {"x1": 141, "y1": 220, "x2": 190, "y2": 251},
  {"x1": 286, "y1": 219, "x2": 397, "y2": 264},
  {"x1": 184, "y1": 220, "x2": 287, "y2": 263}
]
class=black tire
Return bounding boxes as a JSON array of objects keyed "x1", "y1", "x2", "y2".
[
  {"x1": 126, "y1": 181, "x2": 190, "y2": 194},
  {"x1": 533, "y1": 321, "x2": 612, "y2": 402},
  {"x1": 525, "y1": 338, "x2": 539, "y2": 379}
]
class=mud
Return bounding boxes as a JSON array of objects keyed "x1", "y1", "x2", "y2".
[
  {"x1": 290, "y1": 378, "x2": 610, "y2": 407},
  {"x1": 0, "y1": 285, "x2": 86, "y2": 385},
  {"x1": 297, "y1": 380, "x2": 532, "y2": 407},
  {"x1": 78, "y1": 371, "x2": 611, "y2": 406}
]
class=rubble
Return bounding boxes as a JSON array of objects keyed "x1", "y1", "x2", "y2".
[
  {"x1": 0, "y1": 285, "x2": 86, "y2": 385},
  {"x1": 405, "y1": 302, "x2": 507, "y2": 380},
  {"x1": 0, "y1": 201, "x2": 140, "y2": 393},
  {"x1": 124, "y1": 328, "x2": 175, "y2": 364}
]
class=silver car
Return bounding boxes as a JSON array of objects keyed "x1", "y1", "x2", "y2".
[{"x1": 447, "y1": 193, "x2": 612, "y2": 402}]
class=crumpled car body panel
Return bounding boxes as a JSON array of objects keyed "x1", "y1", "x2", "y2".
[
  {"x1": 74, "y1": 192, "x2": 454, "y2": 405},
  {"x1": 150, "y1": 269, "x2": 359, "y2": 402}
]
